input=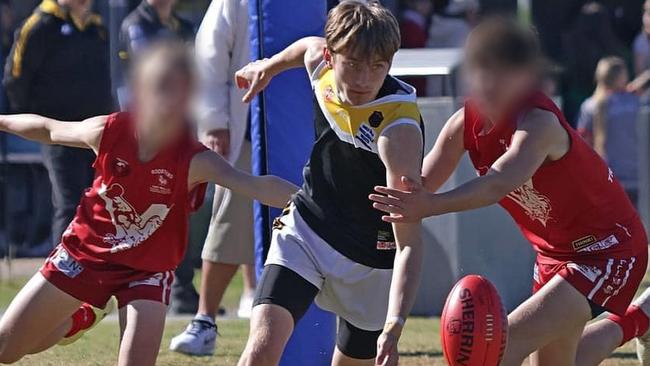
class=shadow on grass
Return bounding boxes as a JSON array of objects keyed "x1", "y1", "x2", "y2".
[{"x1": 400, "y1": 351, "x2": 444, "y2": 357}]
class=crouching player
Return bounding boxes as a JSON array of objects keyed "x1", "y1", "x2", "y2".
[
  {"x1": 234, "y1": 2, "x2": 424, "y2": 365},
  {"x1": 369, "y1": 18, "x2": 650, "y2": 366},
  {"x1": 0, "y1": 43, "x2": 298, "y2": 366}
]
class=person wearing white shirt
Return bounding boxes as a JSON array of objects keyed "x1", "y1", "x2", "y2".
[{"x1": 169, "y1": 0, "x2": 255, "y2": 356}]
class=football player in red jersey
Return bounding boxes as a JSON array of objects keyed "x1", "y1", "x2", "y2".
[
  {"x1": 0, "y1": 42, "x2": 298, "y2": 366},
  {"x1": 370, "y1": 17, "x2": 650, "y2": 366}
]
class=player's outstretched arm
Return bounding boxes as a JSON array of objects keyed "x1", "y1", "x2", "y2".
[
  {"x1": 189, "y1": 150, "x2": 299, "y2": 208},
  {"x1": 370, "y1": 109, "x2": 568, "y2": 222},
  {"x1": 375, "y1": 124, "x2": 424, "y2": 366},
  {"x1": 0, "y1": 114, "x2": 107, "y2": 152},
  {"x1": 421, "y1": 108, "x2": 466, "y2": 193},
  {"x1": 235, "y1": 36, "x2": 325, "y2": 103}
]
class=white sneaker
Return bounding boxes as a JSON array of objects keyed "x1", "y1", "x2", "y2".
[
  {"x1": 169, "y1": 319, "x2": 218, "y2": 356},
  {"x1": 634, "y1": 288, "x2": 650, "y2": 365},
  {"x1": 237, "y1": 292, "x2": 254, "y2": 319}
]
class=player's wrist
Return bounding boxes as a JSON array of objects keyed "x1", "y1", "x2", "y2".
[
  {"x1": 265, "y1": 56, "x2": 284, "y2": 78},
  {"x1": 383, "y1": 316, "x2": 405, "y2": 337},
  {"x1": 426, "y1": 191, "x2": 443, "y2": 216}
]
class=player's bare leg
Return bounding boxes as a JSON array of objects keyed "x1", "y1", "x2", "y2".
[
  {"x1": 530, "y1": 319, "x2": 585, "y2": 366},
  {"x1": 0, "y1": 273, "x2": 82, "y2": 363},
  {"x1": 332, "y1": 347, "x2": 373, "y2": 366},
  {"x1": 501, "y1": 275, "x2": 592, "y2": 366},
  {"x1": 117, "y1": 300, "x2": 167, "y2": 366},
  {"x1": 238, "y1": 304, "x2": 294, "y2": 366},
  {"x1": 575, "y1": 287, "x2": 650, "y2": 366},
  {"x1": 575, "y1": 319, "x2": 624, "y2": 366}
]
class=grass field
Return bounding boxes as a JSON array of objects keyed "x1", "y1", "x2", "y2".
[{"x1": 0, "y1": 264, "x2": 645, "y2": 365}]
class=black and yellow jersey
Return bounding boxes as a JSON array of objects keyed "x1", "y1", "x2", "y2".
[
  {"x1": 293, "y1": 62, "x2": 424, "y2": 269},
  {"x1": 2, "y1": 0, "x2": 112, "y2": 119}
]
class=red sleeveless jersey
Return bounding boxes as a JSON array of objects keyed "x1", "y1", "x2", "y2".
[
  {"x1": 464, "y1": 92, "x2": 645, "y2": 260},
  {"x1": 60, "y1": 112, "x2": 208, "y2": 272}
]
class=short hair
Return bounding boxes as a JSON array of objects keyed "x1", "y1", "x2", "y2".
[
  {"x1": 465, "y1": 16, "x2": 541, "y2": 70},
  {"x1": 595, "y1": 56, "x2": 627, "y2": 88},
  {"x1": 325, "y1": 0, "x2": 400, "y2": 61},
  {"x1": 130, "y1": 41, "x2": 196, "y2": 86}
]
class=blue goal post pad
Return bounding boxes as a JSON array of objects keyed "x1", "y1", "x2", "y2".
[{"x1": 248, "y1": 0, "x2": 336, "y2": 365}]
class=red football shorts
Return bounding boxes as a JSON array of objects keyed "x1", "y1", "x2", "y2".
[
  {"x1": 40, "y1": 245, "x2": 174, "y2": 308},
  {"x1": 533, "y1": 245, "x2": 648, "y2": 316}
]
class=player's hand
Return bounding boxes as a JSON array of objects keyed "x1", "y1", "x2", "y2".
[
  {"x1": 376, "y1": 331, "x2": 399, "y2": 366},
  {"x1": 369, "y1": 176, "x2": 435, "y2": 223},
  {"x1": 235, "y1": 59, "x2": 274, "y2": 103},
  {"x1": 204, "y1": 129, "x2": 230, "y2": 158}
]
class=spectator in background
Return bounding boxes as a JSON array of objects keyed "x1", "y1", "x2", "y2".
[
  {"x1": 3, "y1": 0, "x2": 112, "y2": 246},
  {"x1": 0, "y1": 0, "x2": 14, "y2": 113},
  {"x1": 117, "y1": 0, "x2": 194, "y2": 106},
  {"x1": 633, "y1": 0, "x2": 650, "y2": 76},
  {"x1": 427, "y1": 0, "x2": 478, "y2": 49},
  {"x1": 426, "y1": 0, "x2": 478, "y2": 96},
  {"x1": 561, "y1": 2, "x2": 625, "y2": 125},
  {"x1": 399, "y1": 0, "x2": 433, "y2": 96},
  {"x1": 169, "y1": 0, "x2": 256, "y2": 355},
  {"x1": 577, "y1": 56, "x2": 640, "y2": 204}
]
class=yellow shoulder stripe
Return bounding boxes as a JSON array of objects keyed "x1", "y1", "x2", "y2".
[
  {"x1": 314, "y1": 67, "x2": 421, "y2": 152},
  {"x1": 11, "y1": 13, "x2": 42, "y2": 78},
  {"x1": 39, "y1": 0, "x2": 66, "y2": 20}
]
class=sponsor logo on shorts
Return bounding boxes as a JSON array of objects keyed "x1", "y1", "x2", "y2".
[
  {"x1": 376, "y1": 230, "x2": 396, "y2": 250},
  {"x1": 533, "y1": 263, "x2": 540, "y2": 283},
  {"x1": 128, "y1": 272, "x2": 164, "y2": 288},
  {"x1": 576, "y1": 235, "x2": 619, "y2": 253},
  {"x1": 567, "y1": 263, "x2": 603, "y2": 282},
  {"x1": 51, "y1": 247, "x2": 84, "y2": 278}
]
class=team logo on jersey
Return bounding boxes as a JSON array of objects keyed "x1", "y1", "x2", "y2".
[
  {"x1": 506, "y1": 180, "x2": 552, "y2": 227},
  {"x1": 150, "y1": 169, "x2": 174, "y2": 195},
  {"x1": 112, "y1": 158, "x2": 131, "y2": 177},
  {"x1": 368, "y1": 111, "x2": 384, "y2": 128},
  {"x1": 98, "y1": 183, "x2": 171, "y2": 253},
  {"x1": 324, "y1": 85, "x2": 335, "y2": 102}
]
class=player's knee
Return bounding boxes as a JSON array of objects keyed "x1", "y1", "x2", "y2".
[
  {"x1": 239, "y1": 327, "x2": 285, "y2": 366},
  {"x1": 238, "y1": 351, "x2": 278, "y2": 366}
]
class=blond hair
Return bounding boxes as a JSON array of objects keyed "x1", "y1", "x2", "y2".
[
  {"x1": 325, "y1": 0, "x2": 400, "y2": 61},
  {"x1": 592, "y1": 56, "x2": 628, "y2": 157}
]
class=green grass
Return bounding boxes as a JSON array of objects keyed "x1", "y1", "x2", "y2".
[
  {"x1": 10, "y1": 317, "x2": 643, "y2": 365},
  {"x1": 0, "y1": 266, "x2": 645, "y2": 365}
]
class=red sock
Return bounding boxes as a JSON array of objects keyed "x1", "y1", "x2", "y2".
[
  {"x1": 65, "y1": 304, "x2": 97, "y2": 338},
  {"x1": 608, "y1": 305, "x2": 650, "y2": 345}
]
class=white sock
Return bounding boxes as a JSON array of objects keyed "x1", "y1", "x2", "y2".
[{"x1": 194, "y1": 314, "x2": 215, "y2": 325}]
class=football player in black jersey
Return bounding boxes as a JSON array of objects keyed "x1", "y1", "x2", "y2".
[{"x1": 234, "y1": 2, "x2": 425, "y2": 366}]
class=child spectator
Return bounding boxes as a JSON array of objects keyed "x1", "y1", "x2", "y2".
[{"x1": 577, "y1": 56, "x2": 640, "y2": 204}]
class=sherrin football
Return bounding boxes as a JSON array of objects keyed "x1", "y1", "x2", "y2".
[{"x1": 441, "y1": 275, "x2": 508, "y2": 366}]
